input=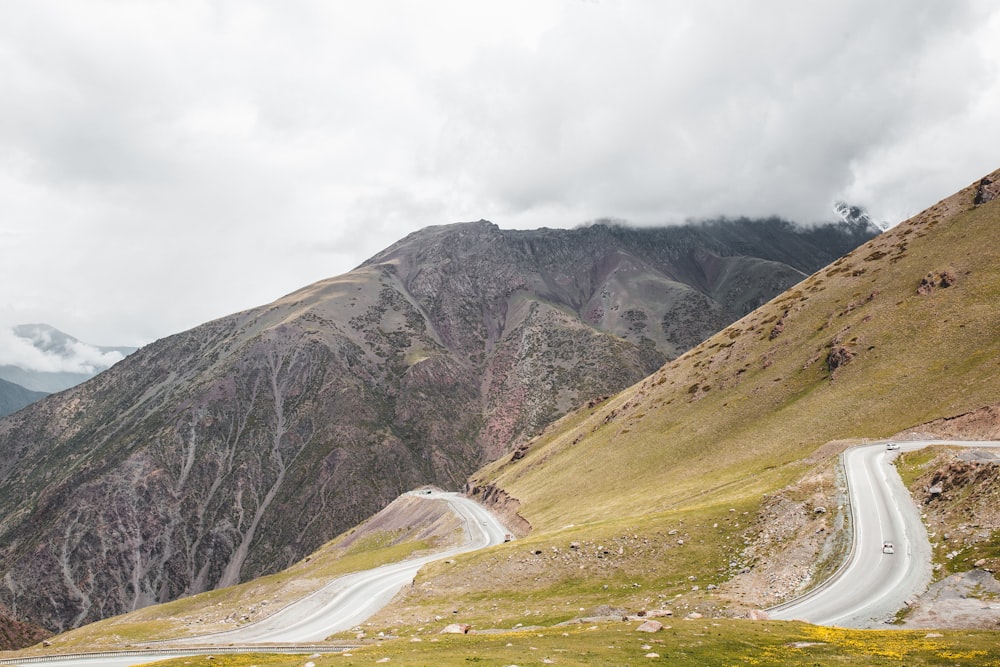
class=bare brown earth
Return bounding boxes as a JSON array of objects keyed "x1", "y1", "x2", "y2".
[{"x1": 895, "y1": 403, "x2": 1000, "y2": 441}]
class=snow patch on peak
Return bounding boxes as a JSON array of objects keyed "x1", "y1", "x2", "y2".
[{"x1": 833, "y1": 201, "x2": 889, "y2": 233}]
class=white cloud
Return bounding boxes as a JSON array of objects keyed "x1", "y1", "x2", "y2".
[
  {"x1": 0, "y1": 0, "x2": 997, "y2": 345},
  {"x1": 0, "y1": 326, "x2": 123, "y2": 374}
]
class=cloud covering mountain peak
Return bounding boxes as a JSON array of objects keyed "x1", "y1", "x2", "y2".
[{"x1": 0, "y1": 323, "x2": 131, "y2": 375}]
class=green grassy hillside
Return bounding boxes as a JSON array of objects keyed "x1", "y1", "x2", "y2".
[
  {"x1": 10, "y1": 171, "x2": 998, "y2": 661},
  {"x1": 353, "y1": 169, "x2": 1000, "y2": 633},
  {"x1": 475, "y1": 170, "x2": 1000, "y2": 532}
]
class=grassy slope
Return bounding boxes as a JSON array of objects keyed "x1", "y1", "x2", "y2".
[
  {"x1": 476, "y1": 172, "x2": 1000, "y2": 532},
  {"x1": 140, "y1": 621, "x2": 1000, "y2": 666},
  {"x1": 354, "y1": 170, "x2": 1000, "y2": 633},
  {"x1": 16, "y1": 172, "x2": 1000, "y2": 661}
]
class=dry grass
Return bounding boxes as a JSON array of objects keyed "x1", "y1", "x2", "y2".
[
  {"x1": 475, "y1": 182, "x2": 1000, "y2": 533},
  {"x1": 371, "y1": 173, "x2": 1000, "y2": 635},
  {"x1": 140, "y1": 620, "x2": 1000, "y2": 666}
]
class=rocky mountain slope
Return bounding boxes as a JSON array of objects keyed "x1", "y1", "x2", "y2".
[
  {"x1": 0, "y1": 607, "x2": 49, "y2": 652},
  {"x1": 0, "y1": 216, "x2": 874, "y2": 633},
  {"x1": 350, "y1": 168, "x2": 1000, "y2": 631},
  {"x1": 894, "y1": 439, "x2": 1000, "y2": 628},
  {"x1": 469, "y1": 169, "x2": 1000, "y2": 531}
]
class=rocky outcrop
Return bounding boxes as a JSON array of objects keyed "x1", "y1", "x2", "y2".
[
  {"x1": 440, "y1": 623, "x2": 471, "y2": 634},
  {"x1": 0, "y1": 217, "x2": 876, "y2": 632},
  {"x1": 974, "y1": 175, "x2": 999, "y2": 206},
  {"x1": 902, "y1": 569, "x2": 1000, "y2": 629},
  {"x1": 464, "y1": 482, "x2": 531, "y2": 537},
  {"x1": 826, "y1": 345, "x2": 855, "y2": 372},
  {"x1": 917, "y1": 269, "x2": 958, "y2": 295},
  {"x1": 635, "y1": 619, "x2": 663, "y2": 632}
]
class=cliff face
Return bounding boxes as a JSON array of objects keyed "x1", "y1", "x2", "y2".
[{"x1": 0, "y1": 217, "x2": 874, "y2": 632}]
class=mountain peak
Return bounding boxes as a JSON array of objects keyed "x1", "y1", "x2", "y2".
[
  {"x1": 833, "y1": 201, "x2": 887, "y2": 233},
  {"x1": 0, "y1": 323, "x2": 138, "y2": 393}
]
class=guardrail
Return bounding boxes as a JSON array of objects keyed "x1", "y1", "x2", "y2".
[{"x1": 0, "y1": 645, "x2": 352, "y2": 665}]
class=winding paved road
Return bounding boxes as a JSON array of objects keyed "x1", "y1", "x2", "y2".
[
  {"x1": 770, "y1": 440, "x2": 1000, "y2": 627},
  {"x1": 8, "y1": 440, "x2": 999, "y2": 665},
  {"x1": 0, "y1": 490, "x2": 509, "y2": 667},
  {"x1": 174, "y1": 490, "x2": 509, "y2": 644}
]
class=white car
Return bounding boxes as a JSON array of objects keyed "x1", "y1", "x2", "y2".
[
  {"x1": 882, "y1": 541, "x2": 895, "y2": 554},
  {"x1": 886, "y1": 442, "x2": 900, "y2": 451}
]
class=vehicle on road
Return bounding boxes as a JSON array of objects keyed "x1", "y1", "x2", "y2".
[
  {"x1": 882, "y1": 541, "x2": 895, "y2": 554},
  {"x1": 886, "y1": 442, "x2": 900, "y2": 450}
]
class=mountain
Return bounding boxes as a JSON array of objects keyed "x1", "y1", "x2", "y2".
[
  {"x1": 344, "y1": 168, "x2": 1000, "y2": 631},
  {"x1": 0, "y1": 324, "x2": 137, "y2": 394},
  {"x1": 0, "y1": 378, "x2": 47, "y2": 418},
  {"x1": 0, "y1": 216, "x2": 876, "y2": 633},
  {"x1": 833, "y1": 200, "x2": 888, "y2": 232}
]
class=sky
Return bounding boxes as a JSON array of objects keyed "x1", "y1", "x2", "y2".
[{"x1": 2, "y1": 1, "x2": 999, "y2": 362}]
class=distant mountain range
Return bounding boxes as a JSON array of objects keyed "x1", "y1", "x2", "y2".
[
  {"x1": 0, "y1": 214, "x2": 878, "y2": 633},
  {"x1": 0, "y1": 378, "x2": 47, "y2": 418},
  {"x1": 0, "y1": 323, "x2": 137, "y2": 396}
]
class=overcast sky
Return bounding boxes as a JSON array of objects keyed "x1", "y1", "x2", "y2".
[{"x1": 2, "y1": 1, "x2": 999, "y2": 357}]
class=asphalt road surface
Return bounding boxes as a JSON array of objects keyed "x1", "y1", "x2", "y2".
[
  {"x1": 10, "y1": 440, "x2": 1000, "y2": 664},
  {"x1": 770, "y1": 440, "x2": 1000, "y2": 627},
  {"x1": 0, "y1": 490, "x2": 509, "y2": 667},
  {"x1": 175, "y1": 490, "x2": 509, "y2": 644}
]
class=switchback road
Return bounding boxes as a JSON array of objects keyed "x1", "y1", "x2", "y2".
[
  {"x1": 174, "y1": 490, "x2": 509, "y2": 644},
  {"x1": 770, "y1": 440, "x2": 1000, "y2": 627},
  {"x1": 1, "y1": 490, "x2": 509, "y2": 667}
]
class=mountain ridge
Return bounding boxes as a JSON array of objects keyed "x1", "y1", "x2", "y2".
[{"x1": 0, "y1": 215, "x2": 876, "y2": 633}]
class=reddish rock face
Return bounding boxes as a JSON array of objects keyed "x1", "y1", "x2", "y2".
[{"x1": 0, "y1": 606, "x2": 51, "y2": 650}]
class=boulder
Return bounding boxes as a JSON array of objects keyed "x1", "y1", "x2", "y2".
[
  {"x1": 974, "y1": 175, "x2": 999, "y2": 205},
  {"x1": 827, "y1": 345, "x2": 855, "y2": 372},
  {"x1": 646, "y1": 609, "x2": 673, "y2": 618},
  {"x1": 635, "y1": 620, "x2": 663, "y2": 633},
  {"x1": 440, "y1": 623, "x2": 471, "y2": 634},
  {"x1": 917, "y1": 269, "x2": 958, "y2": 295}
]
